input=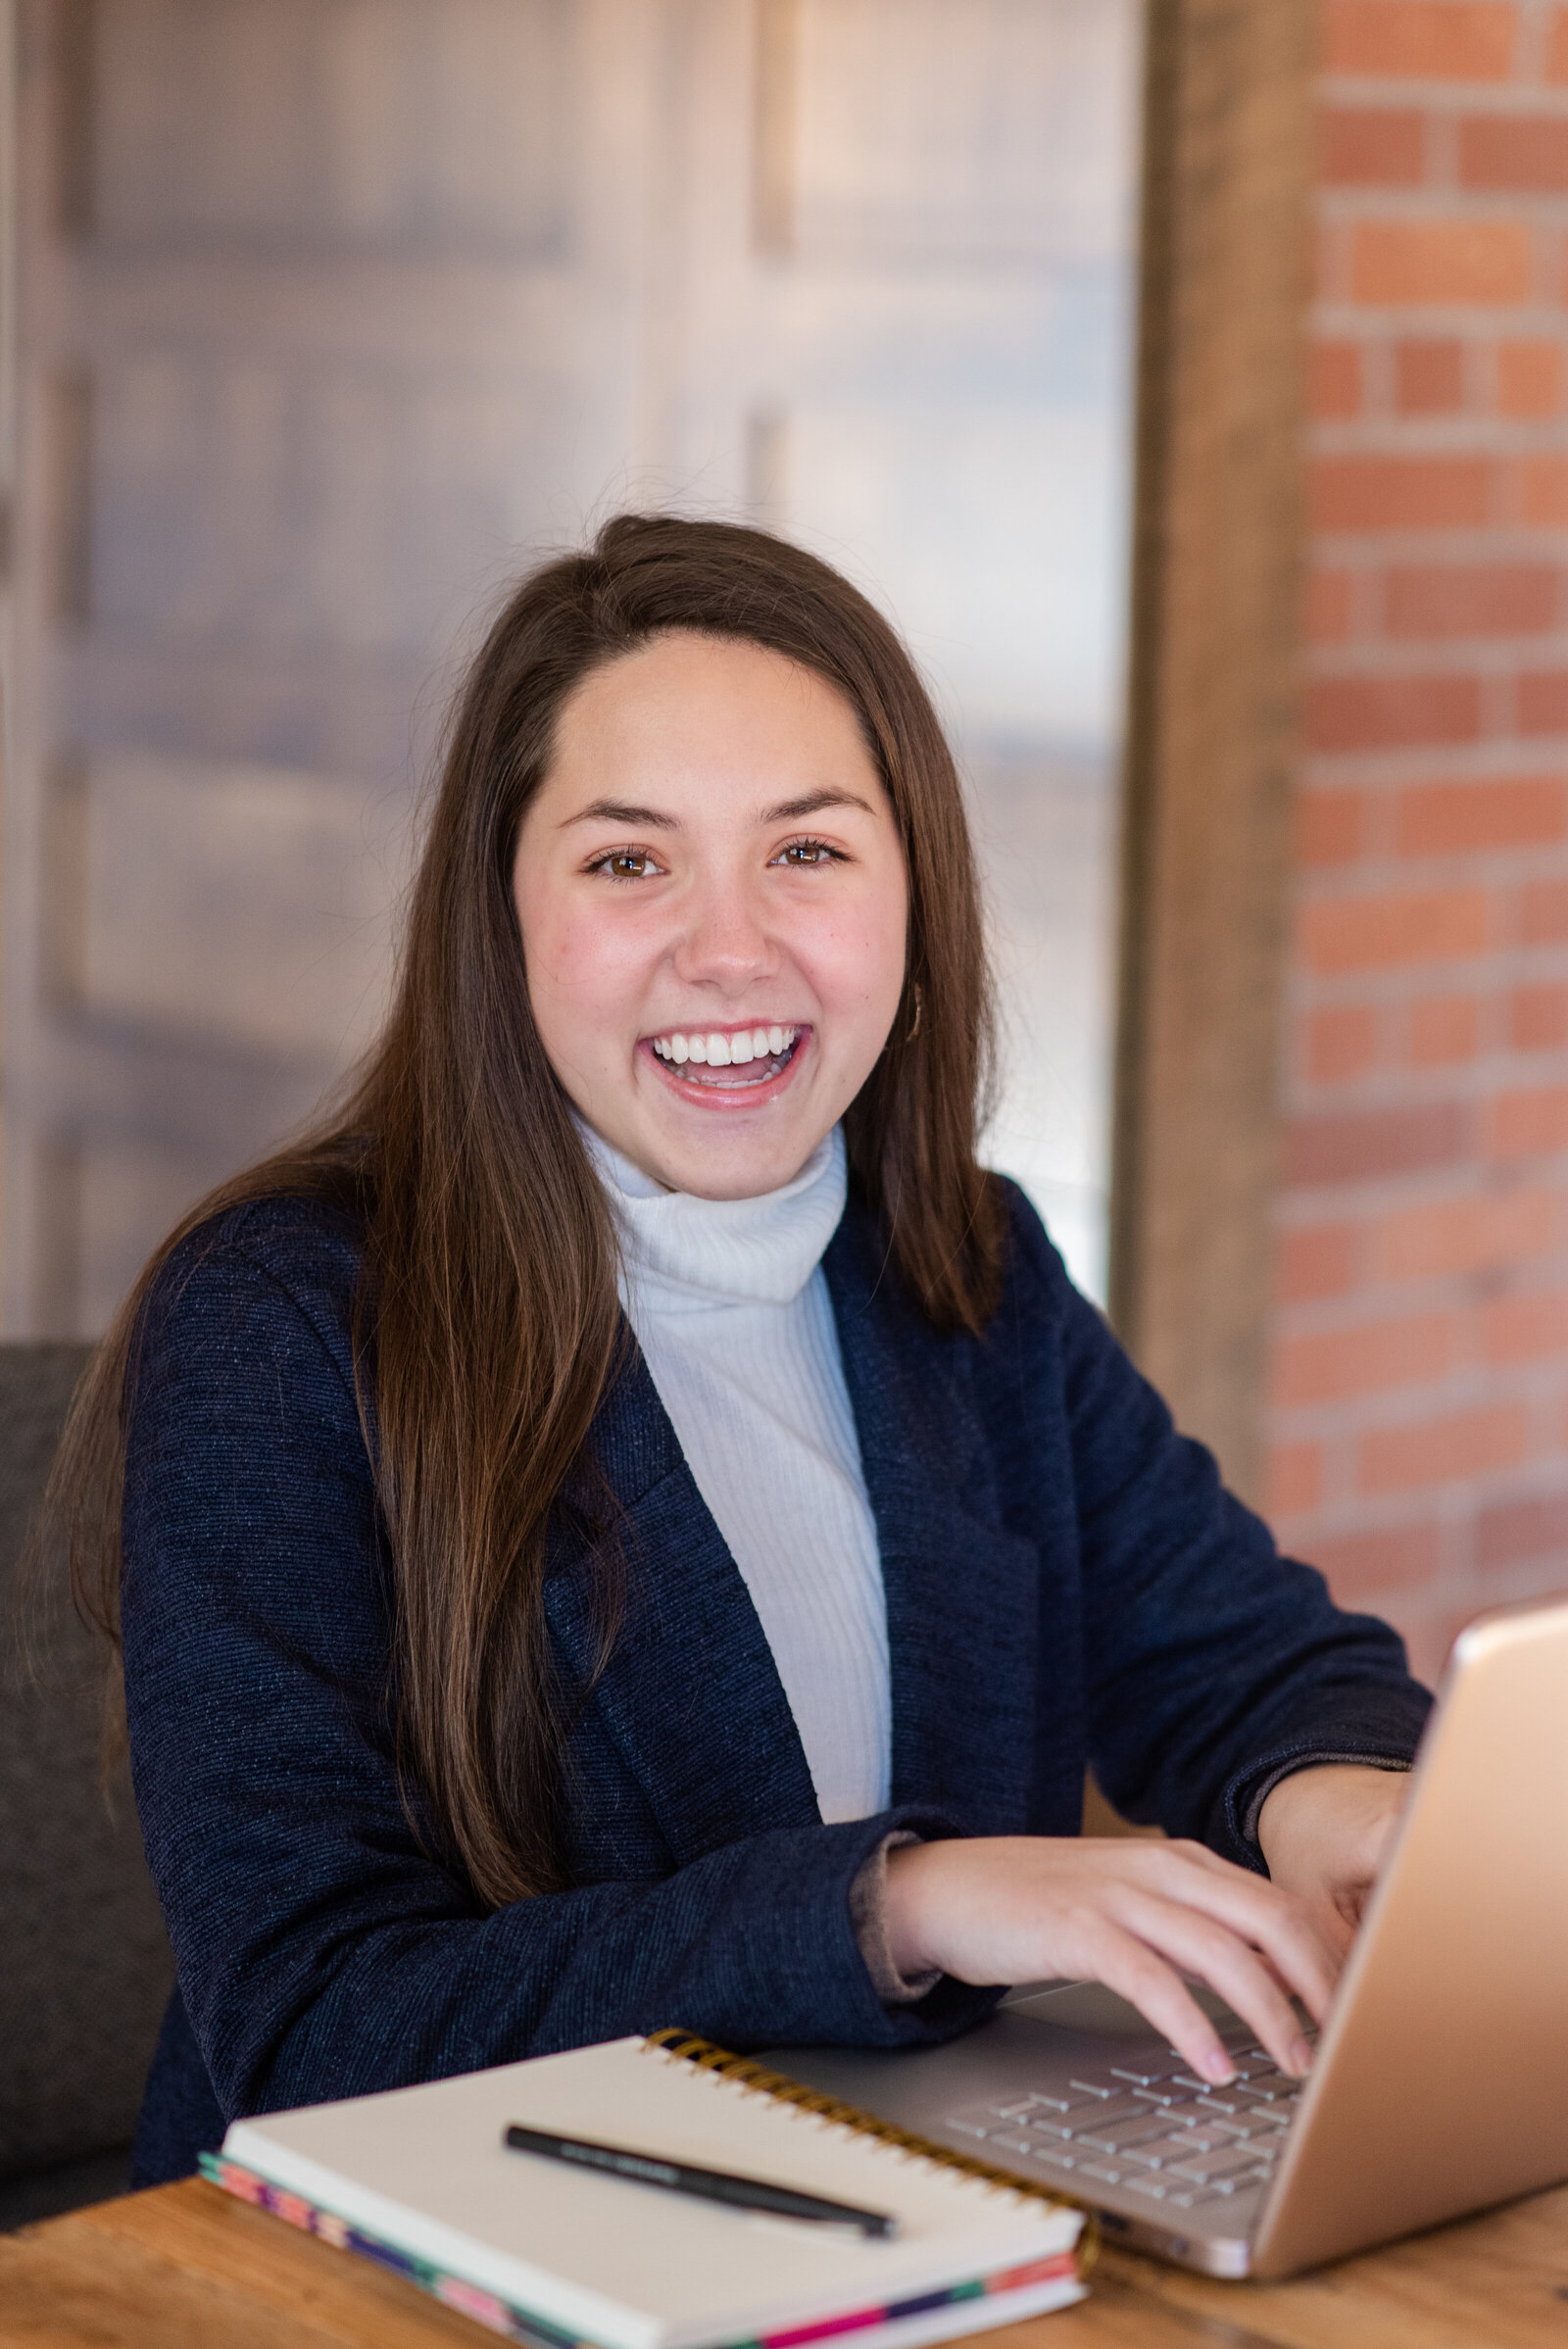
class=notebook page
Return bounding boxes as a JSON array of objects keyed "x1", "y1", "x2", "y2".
[{"x1": 224, "y1": 2036, "x2": 1079, "y2": 2349}]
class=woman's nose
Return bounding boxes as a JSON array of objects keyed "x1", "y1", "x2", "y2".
[{"x1": 670, "y1": 877, "x2": 777, "y2": 991}]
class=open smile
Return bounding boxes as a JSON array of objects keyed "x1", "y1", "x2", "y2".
[{"x1": 641, "y1": 1023, "x2": 808, "y2": 1101}]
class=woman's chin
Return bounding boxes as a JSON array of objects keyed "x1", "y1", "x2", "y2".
[{"x1": 632, "y1": 1096, "x2": 833, "y2": 1201}]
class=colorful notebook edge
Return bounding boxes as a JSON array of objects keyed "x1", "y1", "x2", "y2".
[{"x1": 198, "y1": 2153, "x2": 1084, "y2": 2349}]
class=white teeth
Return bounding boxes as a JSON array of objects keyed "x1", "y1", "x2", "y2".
[{"x1": 650, "y1": 1023, "x2": 800, "y2": 1065}]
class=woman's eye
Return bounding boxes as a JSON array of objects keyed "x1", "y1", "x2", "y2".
[
  {"x1": 592, "y1": 849, "x2": 662, "y2": 881},
  {"x1": 773, "y1": 838, "x2": 842, "y2": 867}
]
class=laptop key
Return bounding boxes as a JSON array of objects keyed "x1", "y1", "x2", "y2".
[
  {"x1": 1095, "y1": 2118, "x2": 1172, "y2": 2148},
  {"x1": 1116, "y1": 2137, "x2": 1199, "y2": 2169},
  {"x1": 1170, "y1": 2147, "x2": 1266, "y2": 2185},
  {"x1": 1076, "y1": 2161, "x2": 1124, "y2": 2184},
  {"x1": 1107, "y1": 2062, "x2": 1176, "y2": 2087},
  {"x1": 1123, "y1": 2174, "x2": 1170, "y2": 2198}
]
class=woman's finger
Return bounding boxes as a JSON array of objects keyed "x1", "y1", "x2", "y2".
[
  {"x1": 1107, "y1": 1885, "x2": 1316, "y2": 2078},
  {"x1": 1134, "y1": 1842, "x2": 1342, "y2": 2022},
  {"x1": 1069, "y1": 1919, "x2": 1242, "y2": 2084}
]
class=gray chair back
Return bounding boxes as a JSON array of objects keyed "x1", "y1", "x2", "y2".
[{"x1": 0, "y1": 1345, "x2": 173, "y2": 2180}]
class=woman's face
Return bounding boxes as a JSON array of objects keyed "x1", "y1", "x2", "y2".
[{"x1": 513, "y1": 630, "x2": 908, "y2": 1199}]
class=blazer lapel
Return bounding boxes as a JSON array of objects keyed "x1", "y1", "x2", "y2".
[
  {"x1": 824, "y1": 1202, "x2": 1042, "y2": 1835},
  {"x1": 545, "y1": 1337, "x2": 820, "y2": 1866}
]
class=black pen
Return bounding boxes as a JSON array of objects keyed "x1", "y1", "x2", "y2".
[{"x1": 502, "y1": 2125, "x2": 898, "y2": 2238}]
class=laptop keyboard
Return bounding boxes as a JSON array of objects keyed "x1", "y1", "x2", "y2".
[{"x1": 943, "y1": 2030, "x2": 1311, "y2": 2212}]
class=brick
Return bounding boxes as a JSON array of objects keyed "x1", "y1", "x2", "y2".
[
  {"x1": 1322, "y1": 2, "x2": 1517, "y2": 81},
  {"x1": 1265, "y1": 1441, "x2": 1324, "y2": 1521},
  {"x1": 1358, "y1": 1401, "x2": 1531, "y2": 1494},
  {"x1": 1283, "y1": 1100, "x2": 1467, "y2": 1186},
  {"x1": 1299, "y1": 886, "x2": 1490, "y2": 972},
  {"x1": 1509, "y1": 983, "x2": 1568, "y2": 1051},
  {"x1": 1373, "y1": 1188, "x2": 1556, "y2": 1282},
  {"x1": 1351, "y1": 220, "x2": 1530, "y2": 306},
  {"x1": 1275, "y1": 1308, "x2": 1458, "y2": 1406},
  {"x1": 1483, "y1": 1286, "x2": 1568, "y2": 1363},
  {"x1": 1302, "y1": 1519, "x2": 1443, "y2": 1598},
  {"x1": 1305, "y1": 673, "x2": 1481, "y2": 753},
  {"x1": 1394, "y1": 339, "x2": 1464, "y2": 414},
  {"x1": 1311, "y1": 454, "x2": 1491, "y2": 531},
  {"x1": 1488, "y1": 1082, "x2": 1568, "y2": 1158},
  {"x1": 1518, "y1": 455, "x2": 1568, "y2": 524},
  {"x1": 1394, "y1": 775, "x2": 1566, "y2": 855},
  {"x1": 1406, "y1": 993, "x2": 1480, "y2": 1065},
  {"x1": 1307, "y1": 567, "x2": 1355, "y2": 644},
  {"x1": 1518, "y1": 878, "x2": 1568, "y2": 942},
  {"x1": 1310, "y1": 341, "x2": 1363, "y2": 419},
  {"x1": 1385, "y1": 563, "x2": 1558, "y2": 641},
  {"x1": 1319, "y1": 105, "x2": 1427, "y2": 185},
  {"x1": 1307, "y1": 1003, "x2": 1380, "y2": 1082},
  {"x1": 1277, "y1": 1223, "x2": 1359, "y2": 1302},
  {"x1": 1477, "y1": 1489, "x2": 1568, "y2": 1567},
  {"x1": 1496, "y1": 340, "x2": 1562, "y2": 417},
  {"x1": 1296, "y1": 787, "x2": 1364, "y2": 866},
  {"x1": 1459, "y1": 114, "x2": 1568, "y2": 192},
  {"x1": 1516, "y1": 669, "x2": 1568, "y2": 734}
]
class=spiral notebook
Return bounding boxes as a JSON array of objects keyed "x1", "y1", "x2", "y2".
[{"x1": 205, "y1": 2031, "x2": 1090, "y2": 2349}]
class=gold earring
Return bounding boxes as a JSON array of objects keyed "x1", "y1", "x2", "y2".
[{"x1": 906, "y1": 984, "x2": 922, "y2": 1044}]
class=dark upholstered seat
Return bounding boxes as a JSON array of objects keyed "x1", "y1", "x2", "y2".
[{"x1": 0, "y1": 1345, "x2": 172, "y2": 2229}]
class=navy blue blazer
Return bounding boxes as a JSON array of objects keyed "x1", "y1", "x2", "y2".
[{"x1": 121, "y1": 1182, "x2": 1431, "y2": 2186}]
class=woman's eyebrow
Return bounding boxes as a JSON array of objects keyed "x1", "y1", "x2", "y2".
[
  {"x1": 762, "y1": 788, "x2": 875, "y2": 822},
  {"x1": 559, "y1": 798, "x2": 680, "y2": 830}
]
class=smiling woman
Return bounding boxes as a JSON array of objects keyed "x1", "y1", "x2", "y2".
[
  {"x1": 45, "y1": 515, "x2": 1431, "y2": 2197},
  {"x1": 514, "y1": 635, "x2": 907, "y2": 1200}
]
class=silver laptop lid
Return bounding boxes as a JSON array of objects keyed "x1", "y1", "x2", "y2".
[{"x1": 1250, "y1": 1590, "x2": 1568, "y2": 2275}]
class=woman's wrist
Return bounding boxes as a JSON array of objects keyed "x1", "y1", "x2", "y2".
[{"x1": 882, "y1": 1838, "x2": 944, "y2": 1979}]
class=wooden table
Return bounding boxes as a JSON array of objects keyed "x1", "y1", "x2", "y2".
[{"x1": 1, "y1": 2177, "x2": 1566, "y2": 2348}]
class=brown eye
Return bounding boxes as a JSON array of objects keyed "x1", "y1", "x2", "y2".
[
  {"x1": 597, "y1": 849, "x2": 659, "y2": 881},
  {"x1": 776, "y1": 838, "x2": 840, "y2": 867}
]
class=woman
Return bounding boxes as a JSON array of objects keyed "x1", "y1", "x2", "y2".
[{"x1": 59, "y1": 515, "x2": 1430, "y2": 2187}]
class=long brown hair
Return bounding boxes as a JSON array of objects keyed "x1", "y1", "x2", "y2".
[{"x1": 55, "y1": 514, "x2": 1004, "y2": 1905}]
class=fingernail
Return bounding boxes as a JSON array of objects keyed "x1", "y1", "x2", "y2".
[
  {"x1": 1201, "y1": 2048, "x2": 1235, "y2": 2083},
  {"x1": 1288, "y1": 2036, "x2": 1314, "y2": 2077}
]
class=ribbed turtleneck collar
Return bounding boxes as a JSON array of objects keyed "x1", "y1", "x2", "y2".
[{"x1": 579, "y1": 1123, "x2": 847, "y2": 1311}]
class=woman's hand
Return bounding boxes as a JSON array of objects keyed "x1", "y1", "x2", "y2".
[
  {"x1": 882, "y1": 1835, "x2": 1344, "y2": 2084},
  {"x1": 1255, "y1": 1764, "x2": 1410, "y2": 1959}
]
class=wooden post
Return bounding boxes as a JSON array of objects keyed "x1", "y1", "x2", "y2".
[{"x1": 1109, "y1": 0, "x2": 1318, "y2": 1506}]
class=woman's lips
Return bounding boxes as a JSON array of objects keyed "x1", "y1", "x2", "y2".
[{"x1": 640, "y1": 1026, "x2": 809, "y2": 1105}]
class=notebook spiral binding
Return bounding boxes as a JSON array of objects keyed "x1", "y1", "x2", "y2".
[{"x1": 644, "y1": 2029, "x2": 1098, "y2": 2274}]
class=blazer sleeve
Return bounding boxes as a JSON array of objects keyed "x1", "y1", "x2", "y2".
[
  {"x1": 1009, "y1": 1205, "x2": 1435, "y2": 1861},
  {"x1": 121, "y1": 1218, "x2": 991, "y2": 2126}
]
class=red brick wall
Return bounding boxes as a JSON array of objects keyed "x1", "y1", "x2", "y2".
[{"x1": 1267, "y1": 0, "x2": 1568, "y2": 1680}]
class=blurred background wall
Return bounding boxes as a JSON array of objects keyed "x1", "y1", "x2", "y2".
[
  {"x1": 1267, "y1": 0, "x2": 1568, "y2": 1680},
  {"x1": 0, "y1": 0, "x2": 1139, "y2": 1338}
]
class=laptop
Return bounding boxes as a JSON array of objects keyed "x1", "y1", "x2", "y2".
[{"x1": 769, "y1": 1592, "x2": 1568, "y2": 2277}]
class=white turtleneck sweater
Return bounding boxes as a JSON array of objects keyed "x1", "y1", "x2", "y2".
[{"x1": 581, "y1": 1124, "x2": 892, "y2": 1825}]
